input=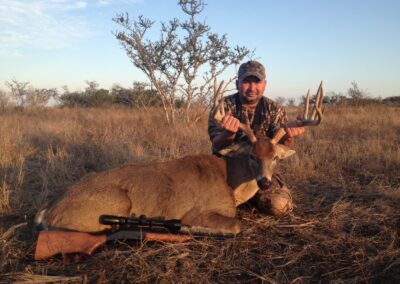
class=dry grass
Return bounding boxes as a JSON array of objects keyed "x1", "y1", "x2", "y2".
[{"x1": 1, "y1": 104, "x2": 399, "y2": 283}]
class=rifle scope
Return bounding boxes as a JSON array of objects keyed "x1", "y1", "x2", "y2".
[{"x1": 99, "y1": 214, "x2": 181, "y2": 231}]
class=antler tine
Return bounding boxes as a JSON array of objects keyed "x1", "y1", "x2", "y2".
[
  {"x1": 303, "y1": 89, "x2": 311, "y2": 119},
  {"x1": 317, "y1": 81, "x2": 324, "y2": 114},
  {"x1": 311, "y1": 81, "x2": 323, "y2": 120},
  {"x1": 238, "y1": 110, "x2": 257, "y2": 143},
  {"x1": 300, "y1": 81, "x2": 324, "y2": 126},
  {"x1": 312, "y1": 81, "x2": 324, "y2": 121},
  {"x1": 270, "y1": 128, "x2": 286, "y2": 145},
  {"x1": 212, "y1": 79, "x2": 225, "y2": 122},
  {"x1": 212, "y1": 79, "x2": 257, "y2": 143}
]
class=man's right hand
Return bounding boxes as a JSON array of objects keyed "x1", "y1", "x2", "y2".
[
  {"x1": 220, "y1": 112, "x2": 240, "y2": 134},
  {"x1": 211, "y1": 112, "x2": 240, "y2": 150}
]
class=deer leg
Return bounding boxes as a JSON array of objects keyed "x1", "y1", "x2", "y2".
[{"x1": 181, "y1": 208, "x2": 241, "y2": 234}]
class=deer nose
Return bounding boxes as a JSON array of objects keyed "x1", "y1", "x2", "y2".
[{"x1": 257, "y1": 177, "x2": 272, "y2": 191}]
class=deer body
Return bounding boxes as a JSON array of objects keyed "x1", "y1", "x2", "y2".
[
  {"x1": 38, "y1": 154, "x2": 243, "y2": 233},
  {"x1": 37, "y1": 140, "x2": 295, "y2": 234}
]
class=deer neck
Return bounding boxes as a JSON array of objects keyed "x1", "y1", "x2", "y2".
[
  {"x1": 226, "y1": 155, "x2": 254, "y2": 187},
  {"x1": 225, "y1": 155, "x2": 260, "y2": 206}
]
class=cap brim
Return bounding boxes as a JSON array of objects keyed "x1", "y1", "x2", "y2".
[{"x1": 238, "y1": 72, "x2": 265, "y2": 82}]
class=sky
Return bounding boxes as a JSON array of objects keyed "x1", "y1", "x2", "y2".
[{"x1": 0, "y1": 0, "x2": 399, "y2": 99}]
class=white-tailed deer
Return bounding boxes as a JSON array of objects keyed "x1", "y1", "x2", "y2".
[{"x1": 35, "y1": 82, "x2": 323, "y2": 235}]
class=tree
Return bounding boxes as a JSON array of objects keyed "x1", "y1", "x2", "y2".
[
  {"x1": 58, "y1": 85, "x2": 85, "y2": 107},
  {"x1": 113, "y1": 0, "x2": 249, "y2": 124},
  {"x1": 347, "y1": 81, "x2": 368, "y2": 105},
  {"x1": 383, "y1": 96, "x2": 400, "y2": 105},
  {"x1": 111, "y1": 82, "x2": 161, "y2": 109},
  {"x1": 58, "y1": 81, "x2": 112, "y2": 107},
  {"x1": 84, "y1": 80, "x2": 100, "y2": 95},
  {"x1": 5, "y1": 78, "x2": 29, "y2": 107},
  {"x1": 5, "y1": 78, "x2": 56, "y2": 108},
  {"x1": 287, "y1": 98, "x2": 296, "y2": 107},
  {"x1": 26, "y1": 87, "x2": 58, "y2": 107},
  {"x1": 325, "y1": 91, "x2": 347, "y2": 104}
]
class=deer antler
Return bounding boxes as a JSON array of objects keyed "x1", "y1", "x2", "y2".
[
  {"x1": 212, "y1": 79, "x2": 257, "y2": 143},
  {"x1": 212, "y1": 79, "x2": 226, "y2": 122},
  {"x1": 271, "y1": 82, "x2": 324, "y2": 145},
  {"x1": 300, "y1": 81, "x2": 324, "y2": 126},
  {"x1": 270, "y1": 128, "x2": 286, "y2": 145}
]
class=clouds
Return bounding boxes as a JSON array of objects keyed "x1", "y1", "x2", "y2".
[
  {"x1": 0, "y1": 1, "x2": 90, "y2": 58},
  {"x1": 0, "y1": 0, "x2": 142, "y2": 59}
]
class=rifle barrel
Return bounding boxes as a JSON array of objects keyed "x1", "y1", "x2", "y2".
[{"x1": 99, "y1": 214, "x2": 181, "y2": 231}]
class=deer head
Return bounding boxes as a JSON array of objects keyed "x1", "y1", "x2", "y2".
[{"x1": 212, "y1": 80, "x2": 295, "y2": 191}]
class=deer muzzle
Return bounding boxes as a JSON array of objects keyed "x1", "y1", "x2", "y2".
[{"x1": 257, "y1": 177, "x2": 272, "y2": 191}]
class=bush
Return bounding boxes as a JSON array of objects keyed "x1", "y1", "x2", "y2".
[
  {"x1": 383, "y1": 96, "x2": 400, "y2": 105},
  {"x1": 86, "y1": 89, "x2": 114, "y2": 107},
  {"x1": 59, "y1": 92, "x2": 89, "y2": 107},
  {"x1": 111, "y1": 83, "x2": 161, "y2": 108}
]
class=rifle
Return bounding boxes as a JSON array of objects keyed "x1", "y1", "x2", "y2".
[{"x1": 34, "y1": 214, "x2": 232, "y2": 260}]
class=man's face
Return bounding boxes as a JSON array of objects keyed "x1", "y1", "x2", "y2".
[{"x1": 237, "y1": 76, "x2": 267, "y2": 105}]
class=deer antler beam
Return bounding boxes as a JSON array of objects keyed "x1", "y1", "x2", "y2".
[{"x1": 300, "y1": 81, "x2": 324, "y2": 126}]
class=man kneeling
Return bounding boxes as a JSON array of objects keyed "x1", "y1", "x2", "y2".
[{"x1": 208, "y1": 61, "x2": 304, "y2": 216}]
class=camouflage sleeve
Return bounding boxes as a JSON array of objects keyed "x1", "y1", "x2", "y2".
[
  {"x1": 271, "y1": 104, "x2": 295, "y2": 147},
  {"x1": 266, "y1": 102, "x2": 288, "y2": 135},
  {"x1": 272, "y1": 103, "x2": 289, "y2": 125}
]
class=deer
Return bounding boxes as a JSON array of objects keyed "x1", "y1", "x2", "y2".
[{"x1": 34, "y1": 82, "x2": 323, "y2": 235}]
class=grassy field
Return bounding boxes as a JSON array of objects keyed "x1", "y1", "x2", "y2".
[{"x1": 0, "y1": 104, "x2": 399, "y2": 283}]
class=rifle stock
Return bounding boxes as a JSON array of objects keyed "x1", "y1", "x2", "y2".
[
  {"x1": 34, "y1": 230, "x2": 194, "y2": 260},
  {"x1": 35, "y1": 231, "x2": 107, "y2": 260}
]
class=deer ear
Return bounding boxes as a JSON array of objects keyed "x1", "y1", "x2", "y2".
[
  {"x1": 275, "y1": 144, "x2": 296, "y2": 160},
  {"x1": 217, "y1": 141, "x2": 252, "y2": 157}
]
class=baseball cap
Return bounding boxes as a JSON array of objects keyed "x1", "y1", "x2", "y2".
[{"x1": 238, "y1": 60, "x2": 266, "y2": 83}]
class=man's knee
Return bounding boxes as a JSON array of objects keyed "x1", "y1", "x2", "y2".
[{"x1": 255, "y1": 186, "x2": 293, "y2": 216}]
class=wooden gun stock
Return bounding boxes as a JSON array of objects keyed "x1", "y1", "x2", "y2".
[
  {"x1": 34, "y1": 231, "x2": 107, "y2": 260},
  {"x1": 34, "y1": 230, "x2": 194, "y2": 260}
]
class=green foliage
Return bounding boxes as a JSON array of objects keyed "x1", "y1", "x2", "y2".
[
  {"x1": 111, "y1": 83, "x2": 161, "y2": 108},
  {"x1": 58, "y1": 92, "x2": 87, "y2": 107},
  {"x1": 382, "y1": 96, "x2": 400, "y2": 105},
  {"x1": 59, "y1": 80, "x2": 112, "y2": 108},
  {"x1": 59, "y1": 90, "x2": 113, "y2": 108},
  {"x1": 59, "y1": 81, "x2": 162, "y2": 108},
  {"x1": 87, "y1": 89, "x2": 113, "y2": 107}
]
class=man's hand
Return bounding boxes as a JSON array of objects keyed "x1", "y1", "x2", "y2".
[
  {"x1": 285, "y1": 116, "x2": 305, "y2": 138},
  {"x1": 220, "y1": 112, "x2": 240, "y2": 134},
  {"x1": 212, "y1": 112, "x2": 240, "y2": 150}
]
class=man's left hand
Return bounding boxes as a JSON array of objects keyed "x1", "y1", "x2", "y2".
[{"x1": 285, "y1": 118, "x2": 305, "y2": 138}]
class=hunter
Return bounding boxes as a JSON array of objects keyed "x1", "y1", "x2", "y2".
[{"x1": 208, "y1": 60, "x2": 305, "y2": 215}]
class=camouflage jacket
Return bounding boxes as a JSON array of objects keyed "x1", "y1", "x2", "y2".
[{"x1": 208, "y1": 93, "x2": 289, "y2": 153}]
